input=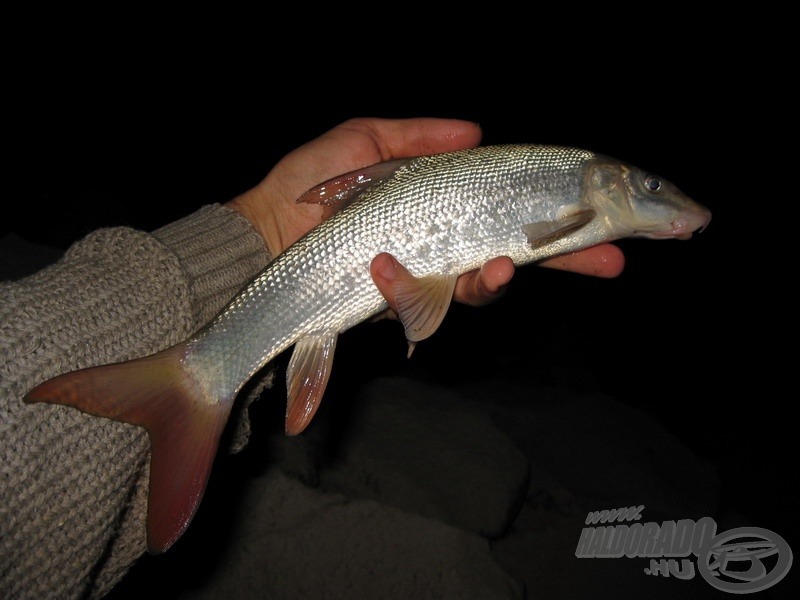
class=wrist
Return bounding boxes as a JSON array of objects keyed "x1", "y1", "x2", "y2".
[
  {"x1": 154, "y1": 204, "x2": 271, "y2": 326},
  {"x1": 226, "y1": 184, "x2": 283, "y2": 258}
]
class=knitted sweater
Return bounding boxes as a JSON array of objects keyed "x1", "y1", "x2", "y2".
[{"x1": 0, "y1": 204, "x2": 271, "y2": 599}]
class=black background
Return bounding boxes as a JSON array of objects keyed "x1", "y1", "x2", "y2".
[{"x1": 4, "y1": 22, "x2": 795, "y2": 594}]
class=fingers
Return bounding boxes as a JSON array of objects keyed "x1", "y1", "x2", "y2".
[
  {"x1": 231, "y1": 118, "x2": 485, "y2": 258},
  {"x1": 538, "y1": 244, "x2": 625, "y2": 278},
  {"x1": 369, "y1": 253, "x2": 402, "y2": 315},
  {"x1": 370, "y1": 253, "x2": 515, "y2": 313},
  {"x1": 453, "y1": 257, "x2": 515, "y2": 307},
  {"x1": 302, "y1": 117, "x2": 482, "y2": 190},
  {"x1": 371, "y1": 245, "x2": 625, "y2": 318},
  {"x1": 340, "y1": 117, "x2": 483, "y2": 160}
]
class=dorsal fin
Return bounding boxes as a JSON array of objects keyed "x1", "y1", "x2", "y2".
[{"x1": 297, "y1": 158, "x2": 412, "y2": 219}]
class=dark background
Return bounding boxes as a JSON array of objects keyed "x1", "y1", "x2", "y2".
[{"x1": 4, "y1": 28, "x2": 794, "y2": 595}]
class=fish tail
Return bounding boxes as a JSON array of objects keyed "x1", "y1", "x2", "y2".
[{"x1": 24, "y1": 345, "x2": 232, "y2": 553}]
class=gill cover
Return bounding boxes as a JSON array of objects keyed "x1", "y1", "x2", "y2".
[{"x1": 585, "y1": 157, "x2": 711, "y2": 239}]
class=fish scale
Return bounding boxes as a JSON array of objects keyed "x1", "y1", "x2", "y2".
[
  {"x1": 183, "y1": 146, "x2": 595, "y2": 398},
  {"x1": 25, "y1": 143, "x2": 711, "y2": 553}
]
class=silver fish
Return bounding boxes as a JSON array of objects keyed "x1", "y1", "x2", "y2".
[{"x1": 25, "y1": 144, "x2": 711, "y2": 552}]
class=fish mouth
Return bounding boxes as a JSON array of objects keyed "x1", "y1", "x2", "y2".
[{"x1": 653, "y1": 209, "x2": 712, "y2": 240}]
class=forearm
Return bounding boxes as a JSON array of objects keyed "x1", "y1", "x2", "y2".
[{"x1": 0, "y1": 204, "x2": 270, "y2": 599}]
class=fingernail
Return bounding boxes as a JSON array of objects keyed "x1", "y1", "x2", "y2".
[{"x1": 377, "y1": 254, "x2": 397, "y2": 281}]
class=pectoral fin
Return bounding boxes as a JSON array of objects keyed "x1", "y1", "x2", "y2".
[
  {"x1": 523, "y1": 209, "x2": 596, "y2": 248},
  {"x1": 285, "y1": 332, "x2": 338, "y2": 435},
  {"x1": 297, "y1": 158, "x2": 412, "y2": 220}
]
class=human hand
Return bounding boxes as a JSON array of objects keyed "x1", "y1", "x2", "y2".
[
  {"x1": 370, "y1": 243, "x2": 624, "y2": 318},
  {"x1": 228, "y1": 118, "x2": 624, "y2": 309}
]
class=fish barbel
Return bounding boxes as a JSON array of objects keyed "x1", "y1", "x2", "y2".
[{"x1": 24, "y1": 144, "x2": 711, "y2": 552}]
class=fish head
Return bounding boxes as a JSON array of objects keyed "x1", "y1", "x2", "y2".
[{"x1": 585, "y1": 158, "x2": 711, "y2": 240}]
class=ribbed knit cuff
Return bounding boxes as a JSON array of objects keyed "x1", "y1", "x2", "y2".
[{"x1": 153, "y1": 204, "x2": 272, "y2": 328}]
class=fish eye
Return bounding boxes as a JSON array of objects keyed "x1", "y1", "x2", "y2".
[{"x1": 644, "y1": 175, "x2": 662, "y2": 193}]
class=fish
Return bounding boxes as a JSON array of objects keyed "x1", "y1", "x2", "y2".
[{"x1": 24, "y1": 144, "x2": 711, "y2": 553}]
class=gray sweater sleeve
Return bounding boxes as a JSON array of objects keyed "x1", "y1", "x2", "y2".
[{"x1": 0, "y1": 204, "x2": 271, "y2": 599}]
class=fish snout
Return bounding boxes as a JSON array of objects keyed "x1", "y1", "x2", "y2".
[{"x1": 656, "y1": 207, "x2": 712, "y2": 240}]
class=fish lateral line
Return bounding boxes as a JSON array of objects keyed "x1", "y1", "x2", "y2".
[
  {"x1": 285, "y1": 256, "x2": 461, "y2": 432},
  {"x1": 21, "y1": 143, "x2": 712, "y2": 555}
]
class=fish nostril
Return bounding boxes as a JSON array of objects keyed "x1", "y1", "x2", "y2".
[{"x1": 672, "y1": 218, "x2": 690, "y2": 235}]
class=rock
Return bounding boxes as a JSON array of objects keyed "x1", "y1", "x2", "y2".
[
  {"x1": 300, "y1": 376, "x2": 530, "y2": 538},
  {"x1": 175, "y1": 466, "x2": 523, "y2": 600}
]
